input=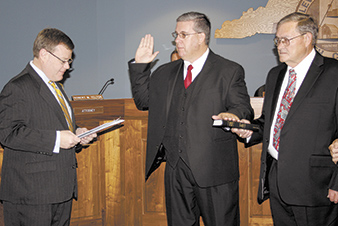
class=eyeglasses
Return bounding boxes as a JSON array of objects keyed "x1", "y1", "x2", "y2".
[
  {"x1": 46, "y1": 50, "x2": 73, "y2": 65},
  {"x1": 172, "y1": 32, "x2": 201, "y2": 39},
  {"x1": 273, "y1": 33, "x2": 306, "y2": 47}
]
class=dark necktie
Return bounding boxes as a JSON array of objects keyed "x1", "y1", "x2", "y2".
[
  {"x1": 49, "y1": 81, "x2": 74, "y2": 131},
  {"x1": 184, "y1": 65, "x2": 193, "y2": 89},
  {"x1": 273, "y1": 69, "x2": 297, "y2": 151}
]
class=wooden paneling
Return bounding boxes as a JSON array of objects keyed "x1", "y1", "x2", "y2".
[
  {"x1": 0, "y1": 98, "x2": 273, "y2": 226},
  {"x1": 72, "y1": 142, "x2": 103, "y2": 225}
]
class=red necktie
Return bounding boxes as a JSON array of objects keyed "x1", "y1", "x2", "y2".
[
  {"x1": 184, "y1": 65, "x2": 193, "y2": 89},
  {"x1": 273, "y1": 69, "x2": 297, "y2": 151}
]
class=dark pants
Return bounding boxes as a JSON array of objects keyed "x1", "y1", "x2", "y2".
[
  {"x1": 165, "y1": 158, "x2": 240, "y2": 226},
  {"x1": 269, "y1": 159, "x2": 338, "y2": 226},
  {"x1": 3, "y1": 199, "x2": 73, "y2": 226}
]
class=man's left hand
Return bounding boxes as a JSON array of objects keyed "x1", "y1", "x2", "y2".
[
  {"x1": 76, "y1": 128, "x2": 97, "y2": 145},
  {"x1": 329, "y1": 139, "x2": 338, "y2": 164},
  {"x1": 328, "y1": 189, "x2": 338, "y2": 204}
]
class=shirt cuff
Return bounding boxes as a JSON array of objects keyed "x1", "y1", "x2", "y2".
[{"x1": 53, "y1": 131, "x2": 60, "y2": 153}]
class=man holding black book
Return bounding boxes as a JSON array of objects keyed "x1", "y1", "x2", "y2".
[{"x1": 232, "y1": 12, "x2": 338, "y2": 225}]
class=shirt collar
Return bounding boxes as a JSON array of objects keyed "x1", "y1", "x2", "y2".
[
  {"x1": 30, "y1": 60, "x2": 51, "y2": 85},
  {"x1": 288, "y1": 48, "x2": 316, "y2": 76},
  {"x1": 184, "y1": 48, "x2": 210, "y2": 72}
]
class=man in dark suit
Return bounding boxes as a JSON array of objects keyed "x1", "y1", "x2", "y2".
[
  {"x1": 128, "y1": 12, "x2": 253, "y2": 226},
  {"x1": 233, "y1": 12, "x2": 338, "y2": 225},
  {"x1": 0, "y1": 28, "x2": 96, "y2": 225}
]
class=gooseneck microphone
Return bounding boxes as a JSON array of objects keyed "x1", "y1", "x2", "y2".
[{"x1": 98, "y1": 78, "x2": 114, "y2": 95}]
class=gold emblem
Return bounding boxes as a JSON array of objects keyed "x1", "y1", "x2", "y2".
[{"x1": 297, "y1": 0, "x2": 338, "y2": 59}]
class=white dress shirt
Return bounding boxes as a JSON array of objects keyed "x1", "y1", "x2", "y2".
[
  {"x1": 183, "y1": 48, "x2": 209, "y2": 82},
  {"x1": 30, "y1": 61, "x2": 74, "y2": 153},
  {"x1": 268, "y1": 49, "x2": 316, "y2": 159}
]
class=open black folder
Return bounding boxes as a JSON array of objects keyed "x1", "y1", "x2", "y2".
[{"x1": 213, "y1": 119, "x2": 259, "y2": 131}]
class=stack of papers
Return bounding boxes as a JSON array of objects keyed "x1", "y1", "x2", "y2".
[{"x1": 78, "y1": 117, "x2": 125, "y2": 138}]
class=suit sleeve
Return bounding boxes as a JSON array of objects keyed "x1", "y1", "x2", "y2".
[
  {"x1": 0, "y1": 81, "x2": 56, "y2": 155},
  {"x1": 128, "y1": 59, "x2": 152, "y2": 111},
  {"x1": 245, "y1": 116, "x2": 265, "y2": 147},
  {"x1": 245, "y1": 66, "x2": 275, "y2": 147},
  {"x1": 329, "y1": 88, "x2": 338, "y2": 191},
  {"x1": 225, "y1": 64, "x2": 254, "y2": 121}
]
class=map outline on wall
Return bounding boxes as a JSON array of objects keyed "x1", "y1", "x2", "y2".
[{"x1": 215, "y1": 0, "x2": 338, "y2": 59}]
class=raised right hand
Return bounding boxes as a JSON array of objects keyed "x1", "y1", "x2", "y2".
[{"x1": 135, "y1": 34, "x2": 159, "y2": 63}]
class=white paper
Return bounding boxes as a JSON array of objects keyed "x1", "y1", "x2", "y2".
[{"x1": 78, "y1": 118, "x2": 125, "y2": 138}]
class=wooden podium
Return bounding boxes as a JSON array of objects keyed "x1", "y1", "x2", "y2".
[
  {"x1": 0, "y1": 98, "x2": 272, "y2": 226},
  {"x1": 69, "y1": 98, "x2": 152, "y2": 225},
  {"x1": 69, "y1": 98, "x2": 272, "y2": 226}
]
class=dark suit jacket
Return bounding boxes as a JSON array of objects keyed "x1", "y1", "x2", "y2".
[
  {"x1": 129, "y1": 50, "x2": 254, "y2": 187},
  {"x1": 0, "y1": 63, "x2": 79, "y2": 205},
  {"x1": 248, "y1": 51, "x2": 338, "y2": 206}
]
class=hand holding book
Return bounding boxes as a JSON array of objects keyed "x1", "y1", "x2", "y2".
[
  {"x1": 211, "y1": 113, "x2": 255, "y2": 139},
  {"x1": 212, "y1": 119, "x2": 259, "y2": 131}
]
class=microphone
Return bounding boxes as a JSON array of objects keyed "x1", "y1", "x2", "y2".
[{"x1": 98, "y1": 78, "x2": 114, "y2": 95}]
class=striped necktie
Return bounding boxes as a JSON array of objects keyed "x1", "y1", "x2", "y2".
[
  {"x1": 49, "y1": 81, "x2": 74, "y2": 132},
  {"x1": 273, "y1": 69, "x2": 297, "y2": 151}
]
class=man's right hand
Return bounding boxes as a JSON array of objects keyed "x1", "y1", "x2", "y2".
[
  {"x1": 60, "y1": 130, "x2": 81, "y2": 149},
  {"x1": 135, "y1": 34, "x2": 159, "y2": 63}
]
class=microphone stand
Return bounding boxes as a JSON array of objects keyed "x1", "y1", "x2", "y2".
[{"x1": 98, "y1": 78, "x2": 114, "y2": 95}]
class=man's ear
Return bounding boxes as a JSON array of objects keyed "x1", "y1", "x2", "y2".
[
  {"x1": 304, "y1": 32, "x2": 313, "y2": 46},
  {"x1": 198, "y1": 32, "x2": 206, "y2": 45},
  {"x1": 39, "y1": 48, "x2": 49, "y2": 62}
]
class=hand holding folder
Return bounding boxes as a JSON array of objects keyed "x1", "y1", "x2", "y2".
[{"x1": 78, "y1": 117, "x2": 125, "y2": 138}]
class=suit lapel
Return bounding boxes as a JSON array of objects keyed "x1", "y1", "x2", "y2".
[
  {"x1": 26, "y1": 64, "x2": 71, "y2": 130},
  {"x1": 165, "y1": 61, "x2": 183, "y2": 119},
  {"x1": 188, "y1": 51, "x2": 215, "y2": 100},
  {"x1": 269, "y1": 66, "x2": 287, "y2": 123},
  {"x1": 286, "y1": 53, "x2": 324, "y2": 120},
  {"x1": 40, "y1": 83, "x2": 70, "y2": 131},
  {"x1": 56, "y1": 82, "x2": 76, "y2": 132}
]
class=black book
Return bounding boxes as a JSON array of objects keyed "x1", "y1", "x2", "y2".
[{"x1": 213, "y1": 119, "x2": 259, "y2": 131}]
